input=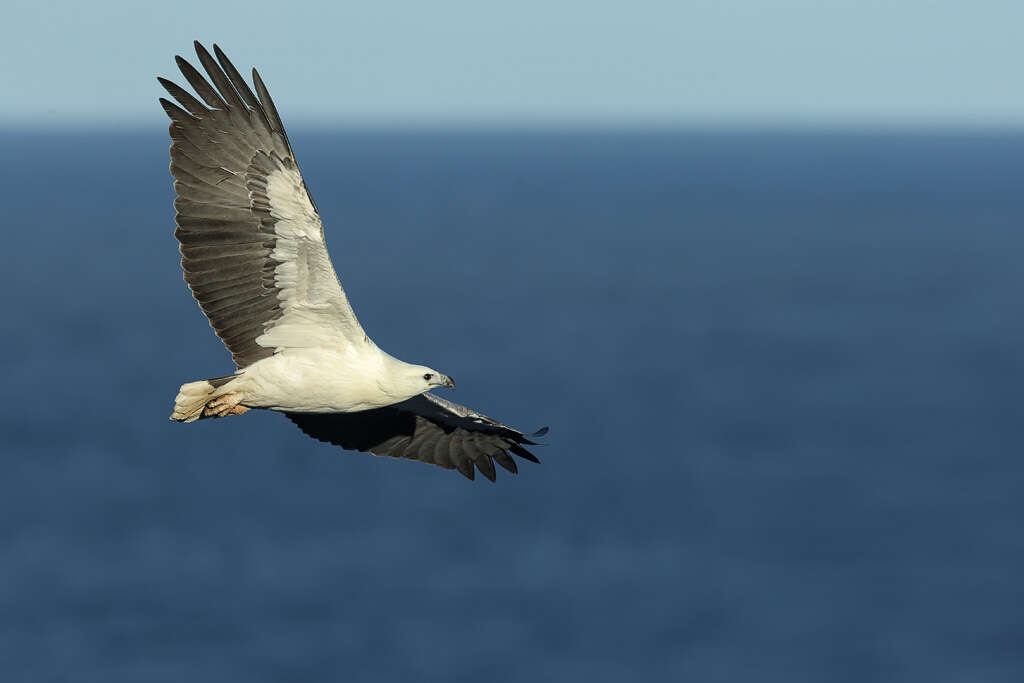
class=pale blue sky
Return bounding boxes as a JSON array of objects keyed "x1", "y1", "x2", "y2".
[{"x1": 2, "y1": 0, "x2": 1023, "y2": 126}]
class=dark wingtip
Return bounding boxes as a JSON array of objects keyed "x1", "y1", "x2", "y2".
[
  {"x1": 193, "y1": 41, "x2": 212, "y2": 60},
  {"x1": 494, "y1": 454, "x2": 518, "y2": 475},
  {"x1": 158, "y1": 97, "x2": 181, "y2": 116},
  {"x1": 517, "y1": 426, "x2": 549, "y2": 446},
  {"x1": 456, "y1": 460, "x2": 475, "y2": 480},
  {"x1": 477, "y1": 458, "x2": 497, "y2": 483},
  {"x1": 509, "y1": 444, "x2": 541, "y2": 464}
]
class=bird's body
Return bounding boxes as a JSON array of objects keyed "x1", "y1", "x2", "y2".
[
  {"x1": 161, "y1": 42, "x2": 545, "y2": 480},
  {"x1": 209, "y1": 345, "x2": 435, "y2": 414}
]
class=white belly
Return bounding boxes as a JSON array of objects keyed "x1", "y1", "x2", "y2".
[{"x1": 238, "y1": 347, "x2": 396, "y2": 413}]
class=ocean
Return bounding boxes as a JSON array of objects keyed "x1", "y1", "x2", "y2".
[{"x1": 2, "y1": 127, "x2": 1023, "y2": 681}]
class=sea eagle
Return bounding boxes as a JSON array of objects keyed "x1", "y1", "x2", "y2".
[{"x1": 160, "y1": 42, "x2": 546, "y2": 481}]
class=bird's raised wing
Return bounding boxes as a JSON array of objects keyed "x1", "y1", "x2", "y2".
[
  {"x1": 159, "y1": 42, "x2": 366, "y2": 368},
  {"x1": 286, "y1": 393, "x2": 548, "y2": 481}
]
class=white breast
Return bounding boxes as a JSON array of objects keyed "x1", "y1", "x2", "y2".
[{"x1": 240, "y1": 345, "x2": 395, "y2": 413}]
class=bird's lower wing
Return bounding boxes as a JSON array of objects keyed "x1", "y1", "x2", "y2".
[{"x1": 286, "y1": 393, "x2": 548, "y2": 481}]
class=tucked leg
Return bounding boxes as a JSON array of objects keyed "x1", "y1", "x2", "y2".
[{"x1": 204, "y1": 393, "x2": 250, "y2": 418}]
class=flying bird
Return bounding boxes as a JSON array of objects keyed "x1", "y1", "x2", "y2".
[{"x1": 160, "y1": 42, "x2": 546, "y2": 481}]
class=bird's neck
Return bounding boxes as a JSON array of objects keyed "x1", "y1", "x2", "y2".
[{"x1": 373, "y1": 350, "x2": 426, "y2": 403}]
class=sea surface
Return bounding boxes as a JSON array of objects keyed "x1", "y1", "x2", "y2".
[{"x1": 1, "y1": 127, "x2": 1023, "y2": 682}]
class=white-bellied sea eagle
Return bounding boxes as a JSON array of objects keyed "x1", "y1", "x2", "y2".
[{"x1": 160, "y1": 42, "x2": 546, "y2": 481}]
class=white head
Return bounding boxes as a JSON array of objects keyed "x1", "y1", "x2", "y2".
[
  {"x1": 378, "y1": 358, "x2": 455, "y2": 402},
  {"x1": 410, "y1": 364, "x2": 455, "y2": 391}
]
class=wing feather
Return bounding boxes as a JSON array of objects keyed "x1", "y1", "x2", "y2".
[
  {"x1": 157, "y1": 78, "x2": 207, "y2": 116},
  {"x1": 174, "y1": 55, "x2": 227, "y2": 109},
  {"x1": 286, "y1": 393, "x2": 546, "y2": 482},
  {"x1": 213, "y1": 45, "x2": 269, "y2": 123},
  {"x1": 160, "y1": 42, "x2": 365, "y2": 368},
  {"x1": 194, "y1": 42, "x2": 248, "y2": 111}
]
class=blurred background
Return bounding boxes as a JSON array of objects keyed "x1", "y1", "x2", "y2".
[{"x1": 2, "y1": 1, "x2": 1024, "y2": 681}]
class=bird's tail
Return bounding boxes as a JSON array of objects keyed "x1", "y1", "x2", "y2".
[{"x1": 169, "y1": 376, "x2": 236, "y2": 423}]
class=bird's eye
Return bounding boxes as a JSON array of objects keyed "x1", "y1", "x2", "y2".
[{"x1": 423, "y1": 373, "x2": 433, "y2": 381}]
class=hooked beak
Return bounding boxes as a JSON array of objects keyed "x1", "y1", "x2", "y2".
[{"x1": 442, "y1": 374, "x2": 455, "y2": 389}]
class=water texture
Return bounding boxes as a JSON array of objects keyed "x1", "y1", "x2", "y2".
[{"x1": 1, "y1": 128, "x2": 1022, "y2": 682}]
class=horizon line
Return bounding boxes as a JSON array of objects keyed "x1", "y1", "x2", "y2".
[{"x1": 4, "y1": 117, "x2": 1024, "y2": 135}]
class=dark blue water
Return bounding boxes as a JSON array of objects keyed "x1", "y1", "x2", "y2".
[{"x1": 2, "y1": 127, "x2": 1023, "y2": 681}]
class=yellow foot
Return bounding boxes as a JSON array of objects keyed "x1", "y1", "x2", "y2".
[{"x1": 204, "y1": 393, "x2": 250, "y2": 418}]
